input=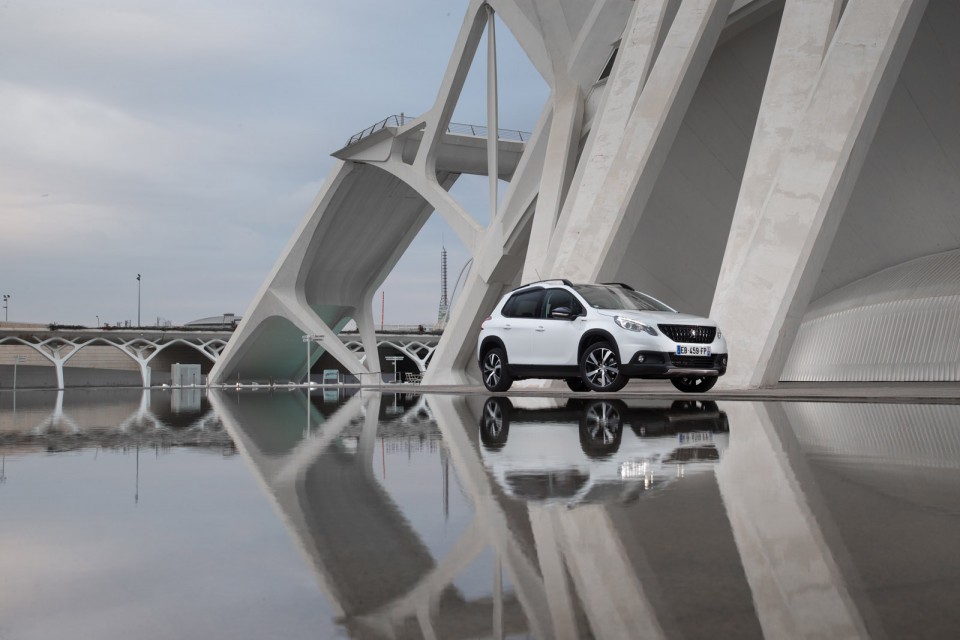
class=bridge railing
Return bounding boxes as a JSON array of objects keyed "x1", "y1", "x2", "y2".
[
  {"x1": 340, "y1": 324, "x2": 442, "y2": 336},
  {"x1": 345, "y1": 114, "x2": 530, "y2": 147}
]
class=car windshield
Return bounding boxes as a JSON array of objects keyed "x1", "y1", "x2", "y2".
[{"x1": 574, "y1": 285, "x2": 675, "y2": 312}]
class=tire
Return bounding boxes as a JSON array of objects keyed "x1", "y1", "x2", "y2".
[
  {"x1": 579, "y1": 341, "x2": 628, "y2": 393},
  {"x1": 479, "y1": 397, "x2": 512, "y2": 450},
  {"x1": 578, "y1": 400, "x2": 625, "y2": 458},
  {"x1": 565, "y1": 377, "x2": 589, "y2": 392},
  {"x1": 481, "y1": 347, "x2": 513, "y2": 392},
  {"x1": 670, "y1": 375, "x2": 718, "y2": 393}
]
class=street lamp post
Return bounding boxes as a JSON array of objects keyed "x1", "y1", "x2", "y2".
[
  {"x1": 13, "y1": 354, "x2": 26, "y2": 391},
  {"x1": 302, "y1": 333, "x2": 324, "y2": 437},
  {"x1": 136, "y1": 274, "x2": 141, "y2": 327},
  {"x1": 385, "y1": 355, "x2": 403, "y2": 383},
  {"x1": 2, "y1": 294, "x2": 9, "y2": 322},
  {"x1": 96, "y1": 315, "x2": 100, "y2": 328},
  {"x1": 301, "y1": 334, "x2": 323, "y2": 384}
]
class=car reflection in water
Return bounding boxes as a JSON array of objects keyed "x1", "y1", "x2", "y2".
[{"x1": 478, "y1": 397, "x2": 729, "y2": 506}]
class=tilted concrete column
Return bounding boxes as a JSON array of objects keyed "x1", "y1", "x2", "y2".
[
  {"x1": 715, "y1": 402, "x2": 869, "y2": 638},
  {"x1": 354, "y1": 296, "x2": 383, "y2": 383},
  {"x1": 422, "y1": 108, "x2": 550, "y2": 385},
  {"x1": 521, "y1": 84, "x2": 583, "y2": 283},
  {"x1": 715, "y1": 0, "x2": 843, "y2": 290},
  {"x1": 711, "y1": 0, "x2": 928, "y2": 388},
  {"x1": 540, "y1": 0, "x2": 735, "y2": 282}
]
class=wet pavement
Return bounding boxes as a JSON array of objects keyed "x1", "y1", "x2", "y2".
[{"x1": 1, "y1": 388, "x2": 959, "y2": 639}]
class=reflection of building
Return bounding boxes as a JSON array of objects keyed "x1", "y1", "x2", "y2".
[
  {"x1": 210, "y1": 0, "x2": 960, "y2": 390},
  {"x1": 717, "y1": 401, "x2": 960, "y2": 638},
  {"x1": 211, "y1": 391, "x2": 533, "y2": 639},
  {"x1": 213, "y1": 391, "x2": 757, "y2": 638},
  {"x1": 211, "y1": 390, "x2": 960, "y2": 638}
]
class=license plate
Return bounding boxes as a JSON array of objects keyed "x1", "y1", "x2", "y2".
[{"x1": 676, "y1": 345, "x2": 711, "y2": 356}]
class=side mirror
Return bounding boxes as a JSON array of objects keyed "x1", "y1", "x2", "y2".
[{"x1": 550, "y1": 306, "x2": 574, "y2": 320}]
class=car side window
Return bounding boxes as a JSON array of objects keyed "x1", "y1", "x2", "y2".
[
  {"x1": 543, "y1": 288, "x2": 583, "y2": 319},
  {"x1": 503, "y1": 289, "x2": 544, "y2": 318}
]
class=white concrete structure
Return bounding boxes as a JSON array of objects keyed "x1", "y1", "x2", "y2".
[
  {"x1": 211, "y1": 0, "x2": 959, "y2": 388},
  {"x1": 0, "y1": 329, "x2": 230, "y2": 389}
]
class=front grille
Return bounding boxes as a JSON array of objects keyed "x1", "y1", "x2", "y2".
[
  {"x1": 658, "y1": 324, "x2": 716, "y2": 344},
  {"x1": 670, "y1": 354, "x2": 716, "y2": 368}
]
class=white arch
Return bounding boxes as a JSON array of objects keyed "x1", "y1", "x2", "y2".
[{"x1": 0, "y1": 334, "x2": 231, "y2": 389}]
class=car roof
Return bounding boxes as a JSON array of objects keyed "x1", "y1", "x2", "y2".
[{"x1": 508, "y1": 281, "x2": 636, "y2": 294}]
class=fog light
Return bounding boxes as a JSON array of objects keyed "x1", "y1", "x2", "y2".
[
  {"x1": 720, "y1": 356, "x2": 728, "y2": 366},
  {"x1": 637, "y1": 355, "x2": 645, "y2": 363}
]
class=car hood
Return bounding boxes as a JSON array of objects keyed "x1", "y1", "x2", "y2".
[{"x1": 596, "y1": 309, "x2": 714, "y2": 325}]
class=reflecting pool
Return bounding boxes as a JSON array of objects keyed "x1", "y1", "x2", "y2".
[{"x1": 1, "y1": 389, "x2": 959, "y2": 639}]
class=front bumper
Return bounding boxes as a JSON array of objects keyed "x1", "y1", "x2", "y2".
[{"x1": 620, "y1": 351, "x2": 728, "y2": 378}]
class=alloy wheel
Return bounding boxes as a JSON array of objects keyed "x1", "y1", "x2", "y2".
[
  {"x1": 483, "y1": 352, "x2": 502, "y2": 388},
  {"x1": 585, "y1": 348, "x2": 619, "y2": 388}
]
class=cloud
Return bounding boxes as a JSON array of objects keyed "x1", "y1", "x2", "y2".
[{"x1": 0, "y1": 0, "x2": 546, "y2": 325}]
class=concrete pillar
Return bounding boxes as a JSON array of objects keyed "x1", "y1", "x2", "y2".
[
  {"x1": 542, "y1": 0, "x2": 736, "y2": 283},
  {"x1": 521, "y1": 85, "x2": 584, "y2": 283},
  {"x1": 715, "y1": 0, "x2": 843, "y2": 291},
  {"x1": 711, "y1": 0, "x2": 928, "y2": 388}
]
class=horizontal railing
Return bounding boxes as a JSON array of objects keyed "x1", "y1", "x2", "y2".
[
  {"x1": 340, "y1": 324, "x2": 443, "y2": 335},
  {"x1": 345, "y1": 114, "x2": 530, "y2": 147}
]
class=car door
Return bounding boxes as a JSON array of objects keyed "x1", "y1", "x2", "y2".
[
  {"x1": 534, "y1": 288, "x2": 585, "y2": 366},
  {"x1": 499, "y1": 288, "x2": 545, "y2": 365}
]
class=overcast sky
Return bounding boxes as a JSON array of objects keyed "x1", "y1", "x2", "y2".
[{"x1": 0, "y1": 0, "x2": 547, "y2": 327}]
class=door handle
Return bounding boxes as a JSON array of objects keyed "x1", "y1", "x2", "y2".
[
  {"x1": 536, "y1": 326, "x2": 545, "y2": 332},
  {"x1": 504, "y1": 324, "x2": 512, "y2": 330}
]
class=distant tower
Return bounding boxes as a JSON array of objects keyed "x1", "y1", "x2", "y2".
[{"x1": 437, "y1": 246, "x2": 449, "y2": 326}]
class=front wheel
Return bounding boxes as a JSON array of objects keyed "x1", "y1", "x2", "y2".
[
  {"x1": 481, "y1": 347, "x2": 513, "y2": 392},
  {"x1": 579, "y1": 341, "x2": 628, "y2": 393},
  {"x1": 579, "y1": 400, "x2": 625, "y2": 458},
  {"x1": 670, "y1": 375, "x2": 718, "y2": 393}
]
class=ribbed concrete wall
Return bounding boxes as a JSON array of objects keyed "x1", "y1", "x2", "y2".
[{"x1": 782, "y1": 250, "x2": 960, "y2": 381}]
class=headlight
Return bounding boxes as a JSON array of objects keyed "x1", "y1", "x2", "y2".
[
  {"x1": 715, "y1": 326, "x2": 722, "y2": 339},
  {"x1": 615, "y1": 316, "x2": 657, "y2": 335}
]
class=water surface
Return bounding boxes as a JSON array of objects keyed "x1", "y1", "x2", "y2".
[{"x1": 1, "y1": 389, "x2": 959, "y2": 639}]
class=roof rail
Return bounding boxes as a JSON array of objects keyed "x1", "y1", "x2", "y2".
[
  {"x1": 601, "y1": 282, "x2": 635, "y2": 291},
  {"x1": 511, "y1": 278, "x2": 574, "y2": 292}
]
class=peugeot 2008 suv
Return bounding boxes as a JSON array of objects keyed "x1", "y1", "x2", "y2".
[{"x1": 477, "y1": 280, "x2": 728, "y2": 393}]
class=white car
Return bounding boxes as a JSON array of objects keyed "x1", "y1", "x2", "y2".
[{"x1": 477, "y1": 280, "x2": 728, "y2": 393}]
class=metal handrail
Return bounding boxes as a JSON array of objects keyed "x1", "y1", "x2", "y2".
[{"x1": 345, "y1": 114, "x2": 530, "y2": 147}]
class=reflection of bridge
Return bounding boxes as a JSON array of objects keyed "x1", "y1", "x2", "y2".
[
  {"x1": 212, "y1": 390, "x2": 960, "y2": 638},
  {"x1": 0, "y1": 389, "x2": 229, "y2": 452},
  {"x1": 0, "y1": 328, "x2": 440, "y2": 389}
]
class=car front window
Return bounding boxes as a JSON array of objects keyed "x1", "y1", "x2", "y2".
[{"x1": 573, "y1": 285, "x2": 675, "y2": 312}]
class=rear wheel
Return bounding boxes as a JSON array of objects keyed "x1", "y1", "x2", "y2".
[
  {"x1": 481, "y1": 347, "x2": 513, "y2": 392},
  {"x1": 479, "y1": 397, "x2": 512, "y2": 450},
  {"x1": 565, "y1": 377, "x2": 588, "y2": 392},
  {"x1": 579, "y1": 341, "x2": 628, "y2": 393},
  {"x1": 670, "y1": 375, "x2": 718, "y2": 393}
]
